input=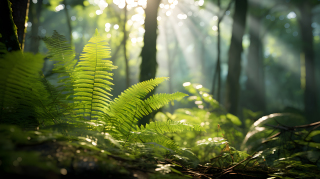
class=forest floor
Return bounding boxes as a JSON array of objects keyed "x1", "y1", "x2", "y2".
[{"x1": 1, "y1": 139, "x2": 274, "y2": 179}]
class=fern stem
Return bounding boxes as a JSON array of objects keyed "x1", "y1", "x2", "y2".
[{"x1": 90, "y1": 43, "x2": 99, "y2": 120}]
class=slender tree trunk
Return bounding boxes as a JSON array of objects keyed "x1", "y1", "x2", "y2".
[
  {"x1": 10, "y1": 0, "x2": 30, "y2": 51},
  {"x1": 124, "y1": 3, "x2": 130, "y2": 88},
  {"x1": 225, "y1": 0, "x2": 248, "y2": 115},
  {"x1": 200, "y1": 37, "x2": 206, "y2": 85},
  {"x1": 164, "y1": 18, "x2": 174, "y2": 113},
  {"x1": 138, "y1": 0, "x2": 161, "y2": 126},
  {"x1": 26, "y1": 0, "x2": 42, "y2": 54},
  {"x1": 245, "y1": 12, "x2": 265, "y2": 112},
  {"x1": 298, "y1": 1, "x2": 317, "y2": 122},
  {"x1": 0, "y1": 0, "x2": 21, "y2": 52},
  {"x1": 63, "y1": 0, "x2": 72, "y2": 44},
  {"x1": 212, "y1": 0, "x2": 233, "y2": 103},
  {"x1": 216, "y1": 0, "x2": 221, "y2": 103},
  {"x1": 139, "y1": 0, "x2": 161, "y2": 83},
  {"x1": 211, "y1": 0, "x2": 221, "y2": 102}
]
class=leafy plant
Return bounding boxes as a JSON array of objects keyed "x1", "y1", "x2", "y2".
[
  {"x1": 242, "y1": 113, "x2": 320, "y2": 178},
  {"x1": 154, "y1": 82, "x2": 245, "y2": 162},
  {"x1": 0, "y1": 29, "x2": 206, "y2": 176}
]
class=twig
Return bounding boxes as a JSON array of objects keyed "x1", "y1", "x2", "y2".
[
  {"x1": 218, "y1": 0, "x2": 235, "y2": 23},
  {"x1": 219, "y1": 152, "x2": 257, "y2": 177}
]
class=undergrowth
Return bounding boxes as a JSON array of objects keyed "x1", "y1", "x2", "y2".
[{"x1": 0, "y1": 30, "x2": 319, "y2": 179}]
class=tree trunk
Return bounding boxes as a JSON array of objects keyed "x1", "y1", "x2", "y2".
[
  {"x1": 245, "y1": 11, "x2": 265, "y2": 112},
  {"x1": 298, "y1": 1, "x2": 317, "y2": 122},
  {"x1": 225, "y1": 0, "x2": 248, "y2": 115},
  {"x1": 139, "y1": 0, "x2": 161, "y2": 83},
  {"x1": 138, "y1": 0, "x2": 161, "y2": 126},
  {"x1": 63, "y1": 0, "x2": 72, "y2": 44},
  {"x1": 212, "y1": 0, "x2": 234, "y2": 103},
  {"x1": 26, "y1": 0, "x2": 42, "y2": 54},
  {"x1": 124, "y1": 2, "x2": 130, "y2": 88},
  {"x1": 10, "y1": 0, "x2": 30, "y2": 51},
  {"x1": 0, "y1": 0, "x2": 21, "y2": 52},
  {"x1": 212, "y1": 0, "x2": 222, "y2": 102},
  {"x1": 164, "y1": 17, "x2": 175, "y2": 114}
]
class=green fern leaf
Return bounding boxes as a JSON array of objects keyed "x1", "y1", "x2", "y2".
[
  {"x1": 72, "y1": 29, "x2": 117, "y2": 120},
  {"x1": 138, "y1": 92, "x2": 188, "y2": 118},
  {"x1": 43, "y1": 30, "x2": 76, "y2": 73},
  {"x1": 128, "y1": 129, "x2": 179, "y2": 151},
  {"x1": 103, "y1": 78, "x2": 169, "y2": 134},
  {"x1": 105, "y1": 88, "x2": 188, "y2": 139},
  {"x1": 143, "y1": 120, "x2": 205, "y2": 135},
  {"x1": 43, "y1": 30, "x2": 77, "y2": 100},
  {"x1": 0, "y1": 52, "x2": 44, "y2": 125}
]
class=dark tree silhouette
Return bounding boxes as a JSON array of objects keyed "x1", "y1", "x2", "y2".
[
  {"x1": 245, "y1": 2, "x2": 266, "y2": 112},
  {"x1": 297, "y1": 1, "x2": 318, "y2": 122},
  {"x1": 124, "y1": 2, "x2": 130, "y2": 88},
  {"x1": 225, "y1": 0, "x2": 248, "y2": 115},
  {"x1": 138, "y1": 0, "x2": 161, "y2": 126},
  {"x1": 0, "y1": 0, "x2": 21, "y2": 52},
  {"x1": 139, "y1": 0, "x2": 161, "y2": 83},
  {"x1": 211, "y1": 0, "x2": 234, "y2": 103},
  {"x1": 26, "y1": 0, "x2": 43, "y2": 54},
  {"x1": 10, "y1": 0, "x2": 30, "y2": 51}
]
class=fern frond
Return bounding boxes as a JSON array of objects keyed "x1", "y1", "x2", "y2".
[
  {"x1": 142, "y1": 120, "x2": 205, "y2": 135},
  {"x1": 105, "y1": 91, "x2": 187, "y2": 139},
  {"x1": 43, "y1": 31, "x2": 77, "y2": 101},
  {"x1": 43, "y1": 30, "x2": 76, "y2": 73},
  {"x1": 137, "y1": 92, "x2": 187, "y2": 118},
  {"x1": 128, "y1": 129, "x2": 179, "y2": 151},
  {"x1": 128, "y1": 121, "x2": 205, "y2": 152},
  {"x1": 124, "y1": 120, "x2": 204, "y2": 151},
  {"x1": 72, "y1": 29, "x2": 117, "y2": 120},
  {"x1": 0, "y1": 52, "x2": 44, "y2": 125},
  {"x1": 115, "y1": 77, "x2": 168, "y2": 101},
  {"x1": 108, "y1": 77, "x2": 169, "y2": 117},
  {"x1": 102, "y1": 77, "x2": 169, "y2": 136}
]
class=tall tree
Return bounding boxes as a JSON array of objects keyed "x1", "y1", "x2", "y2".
[
  {"x1": 63, "y1": 0, "x2": 72, "y2": 44},
  {"x1": 164, "y1": 17, "x2": 179, "y2": 114},
  {"x1": 139, "y1": 0, "x2": 161, "y2": 83},
  {"x1": 296, "y1": 0, "x2": 318, "y2": 122},
  {"x1": 211, "y1": 0, "x2": 234, "y2": 103},
  {"x1": 225, "y1": 0, "x2": 248, "y2": 115},
  {"x1": 124, "y1": 2, "x2": 130, "y2": 88},
  {"x1": 10, "y1": 0, "x2": 30, "y2": 51},
  {"x1": 138, "y1": 0, "x2": 161, "y2": 126},
  {"x1": 245, "y1": 2, "x2": 266, "y2": 112},
  {"x1": 0, "y1": 0, "x2": 21, "y2": 52},
  {"x1": 26, "y1": 0, "x2": 43, "y2": 54}
]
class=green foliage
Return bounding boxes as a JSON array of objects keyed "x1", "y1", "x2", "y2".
[
  {"x1": 2, "y1": 29, "x2": 318, "y2": 178},
  {"x1": 72, "y1": 29, "x2": 116, "y2": 120},
  {"x1": 155, "y1": 82, "x2": 245, "y2": 162},
  {"x1": 0, "y1": 50, "x2": 45, "y2": 126},
  {"x1": 0, "y1": 125, "x2": 61, "y2": 174},
  {"x1": 0, "y1": 29, "x2": 206, "y2": 177},
  {"x1": 242, "y1": 113, "x2": 320, "y2": 178},
  {"x1": 241, "y1": 113, "x2": 307, "y2": 152}
]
